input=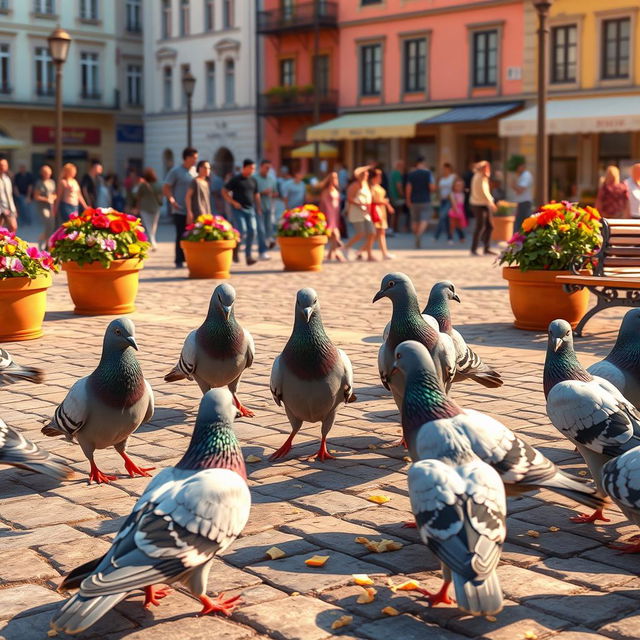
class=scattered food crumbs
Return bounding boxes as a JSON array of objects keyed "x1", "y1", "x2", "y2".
[
  {"x1": 578, "y1": 470, "x2": 588, "y2": 476},
  {"x1": 367, "y1": 494, "x2": 391, "y2": 504},
  {"x1": 47, "y1": 632, "x2": 57, "y2": 638},
  {"x1": 485, "y1": 615, "x2": 497, "y2": 622},
  {"x1": 329, "y1": 449, "x2": 338, "y2": 454},
  {"x1": 355, "y1": 536, "x2": 403, "y2": 553},
  {"x1": 357, "y1": 587, "x2": 377, "y2": 604},
  {"x1": 524, "y1": 633, "x2": 538, "y2": 640},
  {"x1": 382, "y1": 606, "x2": 400, "y2": 617},
  {"x1": 354, "y1": 536, "x2": 369, "y2": 544},
  {"x1": 368, "y1": 444, "x2": 378, "y2": 450},
  {"x1": 331, "y1": 615, "x2": 353, "y2": 630},
  {"x1": 245, "y1": 454, "x2": 262, "y2": 463},
  {"x1": 548, "y1": 526, "x2": 560, "y2": 532},
  {"x1": 352, "y1": 574, "x2": 374, "y2": 586},
  {"x1": 393, "y1": 579, "x2": 421, "y2": 592},
  {"x1": 265, "y1": 546, "x2": 286, "y2": 560},
  {"x1": 292, "y1": 484, "x2": 304, "y2": 488},
  {"x1": 526, "y1": 530, "x2": 540, "y2": 538},
  {"x1": 403, "y1": 456, "x2": 412, "y2": 463},
  {"x1": 290, "y1": 591, "x2": 300, "y2": 597},
  {"x1": 305, "y1": 555, "x2": 330, "y2": 567}
]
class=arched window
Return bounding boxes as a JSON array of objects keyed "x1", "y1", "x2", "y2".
[
  {"x1": 224, "y1": 59, "x2": 234, "y2": 106},
  {"x1": 214, "y1": 146, "x2": 234, "y2": 178}
]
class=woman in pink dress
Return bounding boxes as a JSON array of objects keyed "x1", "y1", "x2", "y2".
[
  {"x1": 319, "y1": 171, "x2": 345, "y2": 262},
  {"x1": 448, "y1": 178, "x2": 468, "y2": 242}
]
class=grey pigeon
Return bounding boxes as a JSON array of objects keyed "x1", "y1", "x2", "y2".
[
  {"x1": 588, "y1": 309, "x2": 640, "y2": 409},
  {"x1": 395, "y1": 340, "x2": 604, "y2": 511},
  {"x1": 41, "y1": 318, "x2": 155, "y2": 484},
  {"x1": 544, "y1": 319, "x2": 640, "y2": 523},
  {"x1": 270, "y1": 288, "x2": 355, "y2": 461},
  {"x1": 408, "y1": 422, "x2": 506, "y2": 616},
  {"x1": 165, "y1": 283, "x2": 255, "y2": 417},
  {"x1": 0, "y1": 348, "x2": 44, "y2": 385},
  {"x1": 50, "y1": 389, "x2": 251, "y2": 635}
]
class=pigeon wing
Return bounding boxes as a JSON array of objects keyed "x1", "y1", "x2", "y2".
[
  {"x1": 602, "y1": 449, "x2": 640, "y2": 513},
  {"x1": 338, "y1": 348, "x2": 355, "y2": 403},
  {"x1": 0, "y1": 349, "x2": 44, "y2": 386},
  {"x1": 378, "y1": 342, "x2": 392, "y2": 391},
  {"x1": 244, "y1": 328, "x2": 255, "y2": 369},
  {"x1": 270, "y1": 354, "x2": 284, "y2": 406},
  {"x1": 142, "y1": 379, "x2": 155, "y2": 425},
  {"x1": 588, "y1": 361, "x2": 626, "y2": 393},
  {"x1": 420, "y1": 314, "x2": 441, "y2": 333},
  {"x1": 48, "y1": 377, "x2": 91, "y2": 438}
]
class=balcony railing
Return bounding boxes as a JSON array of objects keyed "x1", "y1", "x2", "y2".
[
  {"x1": 257, "y1": 1, "x2": 338, "y2": 34},
  {"x1": 258, "y1": 87, "x2": 338, "y2": 116}
]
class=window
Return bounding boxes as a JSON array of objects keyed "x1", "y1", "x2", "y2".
[
  {"x1": 163, "y1": 66, "x2": 172, "y2": 109},
  {"x1": 79, "y1": 0, "x2": 98, "y2": 20},
  {"x1": 282, "y1": 0, "x2": 294, "y2": 21},
  {"x1": 404, "y1": 38, "x2": 426, "y2": 92},
  {"x1": 602, "y1": 17, "x2": 630, "y2": 80},
  {"x1": 34, "y1": 46, "x2": 53, "y2": 95},
  {"x1": 179, "y1": 0, "x2": 189, "y2": 36},
  {"x1": 34, "y1": 0, "x2": 54, "y2": 15},
  {"x1": 80, "y1": 52, "x2": 99, "y2": 98},
  {"x1": 0, "y1": 0, "x2": 10, "y2": 11},
  {"x1": 223, "y1": 0, "x2": 233, "y2": 28},
  {"x1": 551, "y1": 25, "x2": 577, "y2": 84},
  {"x1": 162, "y1": 0, "x2": 171, "y2": 38},
  {"x1": 127, "y1": 64, "x2": 142, "y2": 105},
  {"x1": 360, "y1": 43, "x2": 381, "y2": 96},
  {"x1": 205, "y1": 0, "x2": 214, "y2": 31},
  {"x1": 205, "y1": 60, "x2": 215, "y2": 106},
  {"x1": 280, "y1": 58, "x2": 295, "y2": 86},
  {"x1": 0, "y1": 44, "x2": 9, "y2": 93},
  {"x1": 361, "y1": 0, "x2": 382, "y2": 5},
  {"x1": 126, "y1": 0, "x2": 141, "y2": 32},
  {"x1": 313, "y1": 54, "x2": 329, "y2": 96},
  {"x1": 224, "y1": 58, "x2": 234, "y2": 105},
  {"x1": 180, "y1": 63, "x2": 190, "y2": 106},
  {"x1": 472, "y1": 30, "x2": 498, "y2": 87}
]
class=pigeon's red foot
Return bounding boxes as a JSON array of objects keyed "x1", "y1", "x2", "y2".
[
  {"x1": 396, "y1": 437, "x2": 408, "y2": 449},
  {"x1": 402, "y1": 520, "x2": 418, "y2": 529},
  {"x1": 198, "y1": 593, "x2": 242, "y2": 617},
  {"x1": 120, "y1": 452, "x2": 155, "y2": 478},
  {"x1": 270, "y1": 434, "x2": 296, "y2": 461},
  {"x1": 609, "y1": 540, "x2": 640, "y2": 554},
  {"x1": 416, "y1": 581, "x2": 453, "y2": 607},
  {"x1": 143, "y1": 585, "x2": 172, "y2": 608},
  {"x1": 233, "y1": 394, "x2": 255, "y2": 418},
  {"x1": 308, "y1": 438, "x2": 336, "y2": 462},
  {"x1": 88, "y1": 461, "x2": 117, "y2": 485},
  {"x1": 570, "y1": 508, "x2": 610, "y2": 524}
]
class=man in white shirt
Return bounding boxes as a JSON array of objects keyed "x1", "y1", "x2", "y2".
[
  {"x1": 511, "y1": 160, "x2": 533, "y2": 232},
  {"x1": 625, "y1": 163, "x2": 640, "y2": 219},
  {"x1": 0, "y1": 158, "x2": 17, "y2": 232}
]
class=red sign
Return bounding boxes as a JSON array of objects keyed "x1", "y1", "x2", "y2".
[{"x1": 32, "y1": 126, "x2": 101, "y2": 146}]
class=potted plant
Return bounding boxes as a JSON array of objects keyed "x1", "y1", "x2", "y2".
[
  {"x1": 180, "y1": 214, "x2": 239, "y2": 279},
  {"x1": 498, "y1": 201, "x2": 602, "y2": 331},
  {"x1": 49, "y1": 207, "x2": 150, "y2": 315},
  {"x1": 277, "y1": 204, "x2": 329, "y2": 271},
  {"x1": 0, "y1": 227, "x2": 57, "y2": 341},
  {"x1": 493, "y1": 200, "x2": 517, "y2": 243}
]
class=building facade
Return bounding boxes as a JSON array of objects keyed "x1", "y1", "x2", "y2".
[
  {"x1": 143, "y1": 0, "x2": 257, "y2": 180},
  {"x1": 0, "y1": 0, "x2": 143, "y2": 175}
]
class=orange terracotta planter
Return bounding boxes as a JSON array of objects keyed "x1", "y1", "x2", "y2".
[
  {"x1": 493, "y1": 216, "x2": 515, "y2": 243},
  {"x1": 180, "y1": 239, "x2": 236, "y2": 279},
  {"x1": 62, "y1": 259, "x2": 143, "y2": 315},
  {"x1": 0, "y1": 273, "x2": 52, "y2": 341},
  {"x1": 502, "y1": 267, "x2": 590, "y2": 331},
  {"x1": 278, "y1": 235, "x2": 328, "y2": 272}
]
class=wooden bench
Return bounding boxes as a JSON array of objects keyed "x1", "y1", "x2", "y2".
[{"x1": 556, "y1": 218, "x2": 640, "y2": 336}]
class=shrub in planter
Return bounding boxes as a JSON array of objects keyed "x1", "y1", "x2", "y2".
[
  {"x1": 493, "y1": 200, "x2": 517, "y2": 242},
  {"x1": 277, "y1": 204, "x2": 329, "y2": 271}
]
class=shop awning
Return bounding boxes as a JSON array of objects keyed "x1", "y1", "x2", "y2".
[
  {"x1": 0, "y1": 134, "x2": 24, "y2": 150},
  {"x1": 307, "y1": 108, "x2": 448, "y2": 141},
  {"x1": 424, "y1": 102, "x2": 521, "y2": 124},
  {"x1": 290, "y1": 142, "x2": 339, "y2": 158},
  {"x1": 499, "y1": 95, "x2": 640, "y2": 136}
]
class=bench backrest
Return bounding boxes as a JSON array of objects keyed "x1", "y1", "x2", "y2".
[{"x1": 599, "y1": 218, "x2": 640, "y2": 276}]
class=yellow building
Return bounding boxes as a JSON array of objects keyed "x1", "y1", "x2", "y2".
[{"x1": 500, "y1": 1, "x2": 640, "y2": 201}]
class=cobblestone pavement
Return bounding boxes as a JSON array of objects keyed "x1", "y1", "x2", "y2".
[{"x1": 1, "y1": 230, "x2": 639, "y2": 640}]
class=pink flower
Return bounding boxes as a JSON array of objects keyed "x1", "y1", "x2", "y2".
[
  {"x1": 135, "y1": 229, "x2": 148, "y2": 242},
  {"x1": 125, "y1": 214, "x2": 138, "y2": 221},
  {"x1": 12, "y1": 258, "x2": 24, "y2": 272},
  {"x1": 104, "y1": 238, "x2": 116, "y2": 251},
  {"x1": 67, "y1": 230, "x2": 79, "y2": 241},
  {"x1": 27, "y1": 246, "x2": 40, "y2": 259}
]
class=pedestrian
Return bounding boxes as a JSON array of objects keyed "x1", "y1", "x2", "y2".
[
  {"x1": 106, "y1": 174, "x2": 126, "y2": 211},
  {"x1": 0, "y1": 157, "x2": 17, "y2": 232},
  {"x1": 12, "y1": 164, "x2": 34, "y2": 225},
  {"x1": 163, "y1": 146, "x2": 198, "y2": 268},
  {"x1": 209, "y1": 170, "x2": 225, "y2": 216},
  {"x1": 80, "y1": 159, "x2": 104, "y2": 209},
  {"x1": 319, "y1": 171, "x2": 345, "y2": 262},
  {"x1": 510, "y1": 159, "x2": 533, "y2": 232},
  {"x1": 222, "y1": 158, "x2": 268, "y2": 266},
  {"x1": 625, "y1": 163, "x2": 640, "y2": 219},
  {"x1": 448, "y1": 178, "x2": 467, "y2": 243},
  {"x1": 282, "y1": 170, "x2": 307, "y2": 209},
  {"x1": 596, "y1": 165, "x2": 629, "y2": 218},
  {"x1": 369, "y1": 167, "x2": 395, "y2": 260},
  {"x1": 134, "y1": 167, "x2": 163, "y2": 250},
  {"x1": 32, "y1": 164, "x2": 57, "y2": 249},
  {"x1": 186, "y1": 160, "x2": 212, "y2": 223},
  {"x1": 255, "y1": 159, "x2": 278, "y2": 249},
  {"x1": 53, "y1": 163, "x2": 87, "y2": 223},
  {"x1": 434, "y1": 163, "x2": 456, "y2": 243},
  {"x1": 388, "y1": 159, "x2": 406, "y2": 234},
  {"x1": 343, "y1": 165, "x2": 376, "y2": 262},
  {"x1": 405, "y1": 156, "x2": 434, "y2": 248},
  {"x1": 469, "y1": 161, "x2": 497, "y2": 256}
]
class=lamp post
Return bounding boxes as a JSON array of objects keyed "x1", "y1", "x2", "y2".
[
  {"x1": 47, "y1": 27, "x2": 71, "y2": 186},
  {"x1": 533, "y1": 0, "x2": 553, "y2": 206},
  {"x1": 182, "y1": 71, "x2": 196, "y2": 148}
]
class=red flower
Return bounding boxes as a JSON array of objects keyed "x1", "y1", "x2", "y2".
[
  {"x1": 91, "y1": 214, "x2": 111, "y2": 229},
  {"x1": 109, "y1": 219, "x2": 129, "y2": 234},
  {"x1": 135, "y1": 229, "x2": 148, "y2": 242},
  {"x1": 537, "y1": 209, "x2": 560, "y2": 226},
  {"x1": 125, "y1": 214, "x2": 138, "y2": 221}
]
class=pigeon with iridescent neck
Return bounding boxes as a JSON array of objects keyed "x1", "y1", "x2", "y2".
[
  {"x1": 165, "y1": 283, "x2": 255, "y2": 417},
  {"x1": 270, "y1": 288, "x2": 355, "y2": 461},
  {"x1": 50, "y1": 389, "x2": 250, "y2": 635},
  {"x1": 41, "y1": 318, "x2": 155, "y2": 484},
  {"x1": 0, "y1": 348, "x2": 44, "y2": 386}
]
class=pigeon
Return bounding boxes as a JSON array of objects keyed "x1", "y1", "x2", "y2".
[
  {"x1": 588, "y1": 309, "x2": 640, "y2": 410},
  {"x1": 394, "y1": 340, "x2": 604, "y2": 511},
  {"x1": 408, "y1": 421, "x2": 506, "y2": 616},
  {"x1": 0, "y1": 348, "x2": 44, "y2": 385},
  {"x1": 270, "y1": 288, "x2": 355, "y2": 461},
  {"x1": 41, "y1": 318, "x2": 155, "y2": 484},
  {"x1": 165, "y1": 283, "x2": 255, "y2": 417},
  {"x1": 544, "y1": 318, "x2": 640, "y2": 523},
  {"x1": 49, "y1": 388, "x2": 251, "y2": 635}
]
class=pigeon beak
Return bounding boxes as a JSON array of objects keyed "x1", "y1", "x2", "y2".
[
  {"x1": 126, "y1": 336, "x2": 139, "y2": 351},
  {"x1": 372, "y1": 289, "x2": 385, "y2": 303},
  {"x1": 303, "y1": 306, "x2": 313, "y2": 323},
  {"x1": 222, "y1": 304, "x2": 232, "y2": 320},
  {"x1": 553, "y1": 337, "x2": 563, "y2": 352},
  {"x1": 452, "y1": 293, "x2": 461, "y2": 303},
  {"x1": 390, "y1": 365, "x2": 399, "y2": 377}
]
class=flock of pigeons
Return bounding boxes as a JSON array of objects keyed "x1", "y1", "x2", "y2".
[{"x1": 1, "y1": 273, "x2": 640, "y2": 634}]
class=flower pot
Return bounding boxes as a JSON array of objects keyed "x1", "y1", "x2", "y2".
[
  {"x1": 493, "y1": 216, "x2": 515, "y2": 243},
  {"x1": 180, "y1": 239, "x2": 236, "y2": 279},
  {"x1": 502, "y1": 267, "x2": 590, "y2": 331},
  {"x1": 62, "y1": 259, "x2": 143, "y2": 315},
  {"x1": 0, "y1": 274, "x2": 52, "y2": 341},
  {"x1": 278, "y1": 235, "x2": 328, "y2": 272}
]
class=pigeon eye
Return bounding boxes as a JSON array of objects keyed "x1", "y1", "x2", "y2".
[
  {"x1": 313, "y1": 298, "x2": 318, "y2": 305},
  {"x1": 387, "y1": 281, "x2": 395, "y2": 288},
  {"x1": 115, "y1": 328, "x2": 121, "y2": 335}
]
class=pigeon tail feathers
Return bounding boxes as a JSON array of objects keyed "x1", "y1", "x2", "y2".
[
  {"x1": 452, "y1": 569, "x2": 503, "y2": 617},
  {"x1": 50, "y1": 592, "x2": 127, "y2": 635},
  {"x1": 59, "y1": 557, "x2": 105, "y2": 592}
]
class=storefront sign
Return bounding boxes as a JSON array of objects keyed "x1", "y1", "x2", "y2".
[
  {"x1": 116, "y1": 124, "x2": 144, "y2": 144},
  {"x1": 32, "y1": 126, "x2": 101, "y2": 145}
]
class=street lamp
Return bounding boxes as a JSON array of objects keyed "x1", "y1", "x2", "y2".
[
  {"x1": 182, "y1": 71, "x2": 196, "y2": 148},
  {"x1": 47, "y1": 27, "x2": 71, "y2": 188},
  {"x1": 533, "y1": 0, "x2": 553, "y2": 206}
]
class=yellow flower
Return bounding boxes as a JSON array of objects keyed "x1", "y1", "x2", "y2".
[
  {"x1": 558, "y1": 224, "x2": 570, "y2": 232},
  {"x1": 4, "y1": 244, "x2": 16, "y2": 255},
  {"x1": 128, "y1": 243, "x2": 141, "y2": 255},
  {"x1": 522, "y1": 215, "x2": 539, "y2": 232}
]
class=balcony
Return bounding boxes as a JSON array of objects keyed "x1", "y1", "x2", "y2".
[
  {"x1": 257, "y1": 1, "x2": 338, "y2": 34},
  {"x1": 258, "y1": 87, "x2": 338, "y2": 116}
]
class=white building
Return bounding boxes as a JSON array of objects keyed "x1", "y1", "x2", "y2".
[
  {"x1": 0, "y1": 0, "x2": 144, "y2": 174},
  {"x1": 143, "y1": 0, "x2": 257, "y2": 179}
]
